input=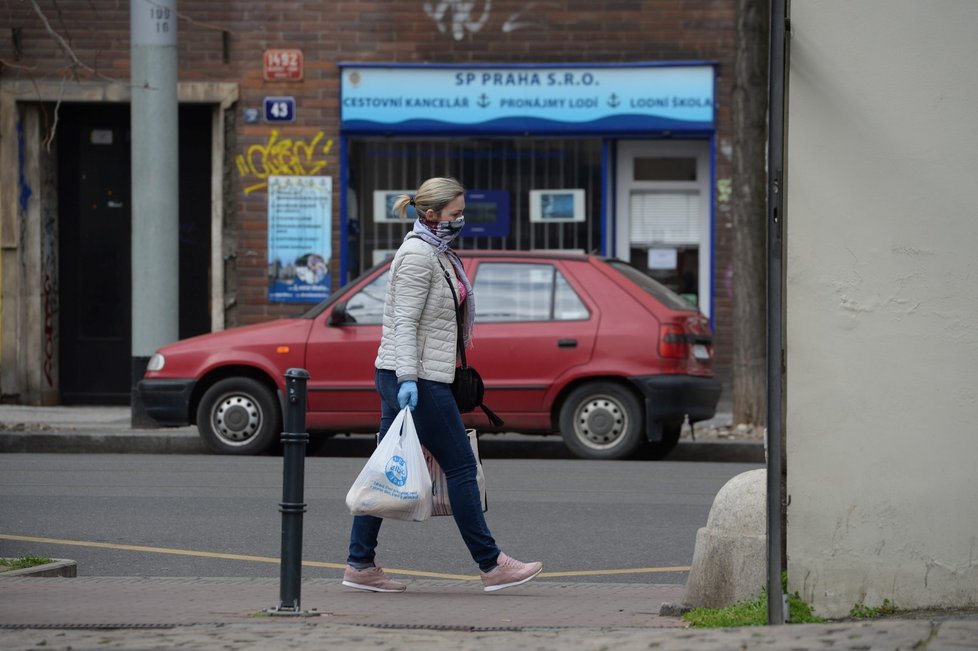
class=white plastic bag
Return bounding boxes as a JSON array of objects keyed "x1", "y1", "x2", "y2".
[{"x1": 345, "y1": 408, "x2": 432, "y2": 522}]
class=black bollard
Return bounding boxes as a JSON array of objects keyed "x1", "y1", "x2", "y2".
[{"x1": 266, "y1": 368, "x2": 318, "y2": 617}]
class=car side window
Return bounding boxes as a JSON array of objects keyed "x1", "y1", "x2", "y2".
[
  {"x1": 473, "y1": 262, "x2": 589, "y2": 322},
  {"x1": 343, "y1": 272, "x2": 388, "y2": 324},
  {"x1": 554, "y1": 272, "x2": 590, "y2": 320}
]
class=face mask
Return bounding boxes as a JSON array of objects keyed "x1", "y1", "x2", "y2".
[{"x1": 435, "y1": 215, "x2": 465, "y2": 239}]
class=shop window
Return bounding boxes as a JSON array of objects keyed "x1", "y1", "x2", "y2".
[
  {"x1": 616, "y1": 141, "x2": 709, "y2": 315},
  {"x1": 346, "y1": 138, "x2": 603, "y2": 279},
  {"x1": 628, "y1": 191, "x2": 700, "y2": 245},
  {"x1": 628, "y1": 190, "x2": 701, "y2": 307}
]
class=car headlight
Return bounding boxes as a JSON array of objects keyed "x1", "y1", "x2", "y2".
[{"x1": 146, "y1": 353, "x2": 165, "y2": 372}]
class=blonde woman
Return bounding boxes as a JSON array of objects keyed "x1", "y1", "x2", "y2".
[{"x1": 343, "y1": 177, "x2": 543, "y2": 593}]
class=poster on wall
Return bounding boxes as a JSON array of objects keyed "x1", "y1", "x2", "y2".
[
  {"x1": 529, "y1": 189, "x2": 585, "y2": 222},
  {"x1": 372, "y1": 189, "x2": 414, "y2": 223},
  {"x1": 267, "y1": 175, "x2": 332, "y2": 304}
]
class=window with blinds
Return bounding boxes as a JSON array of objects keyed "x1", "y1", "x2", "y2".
[{"x1": 628, "y1": 191, "x2": 700, "y2": 246}]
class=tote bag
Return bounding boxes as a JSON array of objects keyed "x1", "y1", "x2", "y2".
[
  {"x1": 424, "y1": 429, "x2": 487, "y2": 516},
  {"x1": 345, "y1": 408, "x2": 432, "y2": 522}
]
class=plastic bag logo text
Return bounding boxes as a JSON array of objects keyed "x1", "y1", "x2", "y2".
[{"x1": 385, "y1": 455, "x2": 408, "y2": 486}]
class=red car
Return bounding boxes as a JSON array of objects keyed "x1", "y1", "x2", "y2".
[{"x1": 138, "y1": 251, "x2": 720, "y2": 460}]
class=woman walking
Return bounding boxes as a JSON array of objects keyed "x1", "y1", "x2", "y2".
[{"x1": 342, "y1": 177, "x2": 543, "y2": 593}]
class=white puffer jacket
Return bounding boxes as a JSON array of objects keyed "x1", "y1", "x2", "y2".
[{"x1": 374, "y1": 234, "x2": 459, "y2": 384}]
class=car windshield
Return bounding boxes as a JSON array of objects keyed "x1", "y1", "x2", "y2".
[{"x1": 603, "y1": 260, "x2": 698, "y2": 311}]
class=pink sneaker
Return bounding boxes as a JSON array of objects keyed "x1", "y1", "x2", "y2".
[
  {"x1": 480, "y1": 552, "x2": 543, "y2": 592},
  {"x1": 342, "y1": 565, "x2": 406, "y2": 593}
]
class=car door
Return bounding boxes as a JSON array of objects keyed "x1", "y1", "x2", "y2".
[
  {"x1": 303, "y1": 268, "x2": 388, "y2": 430},
  {"x1": 465, "y1": 259, "x2": 599, "y2": 422}
]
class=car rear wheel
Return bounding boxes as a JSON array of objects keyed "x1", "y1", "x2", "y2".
[
  {"x1": 196, "y1": 378, "x2": 281, "y2": 455},
  {"x1": 559, "y1": 382, "x2": 644, "y2": 460}
]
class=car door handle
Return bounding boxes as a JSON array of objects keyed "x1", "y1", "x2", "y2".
[{"x1": 558, "y1": 339, "x2": 578, "y2": 348}]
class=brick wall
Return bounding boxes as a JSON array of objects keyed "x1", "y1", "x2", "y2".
[{"x1": 4, "y1": 0, "x2": 736, "y2": 389}]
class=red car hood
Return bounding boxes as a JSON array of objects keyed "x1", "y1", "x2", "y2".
[{"x1": 148, "y1": 318, "x2": 314, "y2": 379}]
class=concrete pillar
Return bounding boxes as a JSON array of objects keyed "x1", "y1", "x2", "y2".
[
  {"x1": 683, "y1": 469, "x2": 767, "y2": 608},
  {"x1": 130, "y1": 0, "x2": 179, "y2": 426}
]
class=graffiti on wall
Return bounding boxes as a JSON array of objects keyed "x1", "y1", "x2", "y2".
[
  {"x1": 716, "y1": 178, "x2": 732, "y2": 204},
  {"x1": 43, "y1": 270, "x2": 55, "y2": 387},
  {"x1": 18, "y1": 121, "x2": 57, "y2": 387},
  {"x1": 235, "y1": 130, "x2": 334, "y2": 194},
  {"x1": 423, "y1": 1, "x2": 535, "y2": 40}
]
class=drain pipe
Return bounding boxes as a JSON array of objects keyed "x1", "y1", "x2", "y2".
[{"x1": 766, "y1": 0, "x2": 789, "y2": 626}]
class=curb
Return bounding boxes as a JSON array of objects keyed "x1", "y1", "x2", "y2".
[
  {"x1": 0, "y1": 430, "x2": 764, "y2": 462},
  {"x1": 0, "y1": 431, "x2": 207, "y2": 455},
  {"x1": 669, "y1": 440, "x2": 765, "y2": 463},
  {"x1": 0, "y1": 559, "x2": 77, "y2": 578}
]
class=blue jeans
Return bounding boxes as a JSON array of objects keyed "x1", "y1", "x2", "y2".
[{"x1": 347, "y1": 369, "x2": 501, "y2": 572}]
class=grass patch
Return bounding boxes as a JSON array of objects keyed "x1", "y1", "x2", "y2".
[
  {"x1": 683, "y1": 576, "x2": 825, "y2": 628},
  {"x1": 0, "y1": 555, "x2": 54, "y2": 572},
  {"x1": 850, "y1": 599, "x2": 899, "y2": 619}
]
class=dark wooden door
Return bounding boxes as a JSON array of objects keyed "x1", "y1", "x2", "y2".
[
  {"x1": 58, "y1": 104, "x2": 132, "y2": 404},
  {"x1": 57, "y1": 103, "x2": 212, "y2": 404}
]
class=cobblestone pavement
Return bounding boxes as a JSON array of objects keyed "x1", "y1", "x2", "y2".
[
  {"x1": 1, "y1": 577, "x2": 976, "y2": 651},
  {"x1": 1, "y1": 618, "x2": 976, "y2": 651}
]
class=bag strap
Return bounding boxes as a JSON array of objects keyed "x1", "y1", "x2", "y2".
[
  {"x1": 435, "y1": 258, "x2": 505, "y2": 429},
  {"x1": 435, "y1": 256, "x2": 467, "y2": 368},
  {"x1": 479, "y1": 403, "x2": 504, "y2": 428}
]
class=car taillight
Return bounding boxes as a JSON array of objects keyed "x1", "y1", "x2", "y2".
[
  {"x1": 659, "y1": 318, "x2": 714, "y2": 375},
  {"x1": 658, "y1": 324, "x2": 688, "y2": 359}
]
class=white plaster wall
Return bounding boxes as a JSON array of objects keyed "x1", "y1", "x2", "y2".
[{"x1": 785, "y1": 1, "x2": 978, "y2": 617}]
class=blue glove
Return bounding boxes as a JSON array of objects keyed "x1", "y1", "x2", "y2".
[{"x1": 397, "y1": 381, "x2": 418, "y2": 411}]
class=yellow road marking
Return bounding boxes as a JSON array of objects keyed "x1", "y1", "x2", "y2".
[
  {"x1": 538, "y1": 567, "x2": 691, "y2": 578},
  {"x1": 0, "y1": 533, "x2": 689, "y2": 580}
]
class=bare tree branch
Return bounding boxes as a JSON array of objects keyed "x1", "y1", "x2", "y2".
[
  {"x1": 41, "y1": 73, "x2": 67, "y2": 152},
  {"x1": 29, "y1": 0, "x2": 119, "y2": 84},
  {"x1": 0, "y1": 59, "x2": 39, "y2": 72}
]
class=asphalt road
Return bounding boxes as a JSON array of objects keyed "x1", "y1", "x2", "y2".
[{"x1": 0, "y1": 453, "x2": 761, "y2": 583}]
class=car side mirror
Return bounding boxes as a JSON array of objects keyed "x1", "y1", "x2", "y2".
[{"x1": 328, "y1": 301, "x2": 356, "y2": 326}]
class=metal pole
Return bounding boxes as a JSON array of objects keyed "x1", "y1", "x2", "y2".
[
  {"x1": 266, "y1": 368, "x2": 318, "y2": 617},
  {"x1": 130, "y1": 0, "x2": 180, "y2": 426},
  {"x1": 766, "y1": 0, "x2": 788, "y2": 626}
]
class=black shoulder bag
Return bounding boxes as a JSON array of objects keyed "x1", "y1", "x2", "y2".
[{"x1": 436, "y1": 258, "x2": 504, "y2": 428}]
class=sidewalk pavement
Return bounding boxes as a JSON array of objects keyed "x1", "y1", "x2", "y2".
[
  {"x1": 0, "y1": 575, "x2": 976, "y2": 651},
  {"x1": 11, "y1": 406, "x2": 970, "y2": 649}
]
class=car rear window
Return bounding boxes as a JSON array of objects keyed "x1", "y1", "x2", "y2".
[{"x1": 604, "y1": 260, "x2": 698, "y2": 312}]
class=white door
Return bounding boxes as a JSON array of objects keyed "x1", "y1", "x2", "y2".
[{"x1": 614, "y1": 140, "x2": 712, "y2": 317}]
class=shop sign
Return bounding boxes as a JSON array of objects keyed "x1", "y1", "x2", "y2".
[
  {"x1": 263, "y1": 48, "x2": 303, "y2": 81},
  {"x1": 340, "y1": 63, "x2": 715, "y2": 134}
]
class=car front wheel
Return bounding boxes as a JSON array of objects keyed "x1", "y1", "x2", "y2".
[
  {"x1": 196, "y1": 377, "x2": 281, "y2": 455},
  {"x1": 559, "y1": 382, "x2": 644, "y2": 460}
]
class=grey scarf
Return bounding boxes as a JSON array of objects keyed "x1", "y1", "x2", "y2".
[{"x1": 410, "y1": 219, "x2": 475, "y2": 350}]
